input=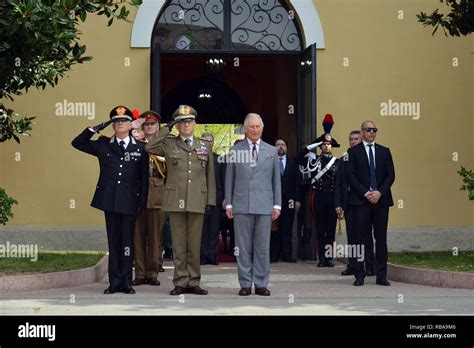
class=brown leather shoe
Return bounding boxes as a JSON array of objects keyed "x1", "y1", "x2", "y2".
[
  {"x1": 186, "y1": 286, "x2": 208, "y2": 295},
  {"x1": 255, "y1": 287, "x2": 271, "y2": 296},
  {"x1": 238, "y1": 287, "x2": 251, "y2": 296},
  {"x1": 146, "y1": 277, "x2": 161, "y2": 286},
  {"x1": 170, "y1": 286, "x2": 186, "y2": 295},
  {"x1": 132, "y1": 278, "x2": 146, "y2": 286}
]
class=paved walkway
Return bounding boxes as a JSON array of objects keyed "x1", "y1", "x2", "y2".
[
  {"x1": 1, "y1": 261, "x2": 473, "y2": 315},
  {"x1": 1, "y1": 227, "x2": 472, "y2": 252}
]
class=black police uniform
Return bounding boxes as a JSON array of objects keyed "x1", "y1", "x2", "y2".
[{"x1": 72, "y1": 128, "x2": 149, "y2": 292}]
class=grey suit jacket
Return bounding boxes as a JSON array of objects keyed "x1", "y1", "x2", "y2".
[{"x1": 225, "y1": 139, "x2": 282, "y2": 215}]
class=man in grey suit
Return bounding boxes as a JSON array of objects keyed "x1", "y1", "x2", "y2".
[{"x1": 225, "y1": 113, "x2": 282, "y2": 296}]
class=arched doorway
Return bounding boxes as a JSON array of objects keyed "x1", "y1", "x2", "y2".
[{"x1": 150, "y1": 0, "x2": 316, "y2": 149}]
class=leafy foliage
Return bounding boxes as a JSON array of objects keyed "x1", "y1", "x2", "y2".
[
  {"x1": 0, "y1": 0, "x2": 141, "y2": 224},
  {"x1": 417, "y1": 0, "x2": 474, "y2": 36},
  {"x1": 0, "y1": 103, "x2": 35, "y2": 143},
  {"x1": 458, "y1": 166, "x2": 474, "y2": 201},
  {"x1": 0, "y1": 187, "x2": 18, "y2": 225},
  {"x1": 0, "y1": 0, "x2": 142, "y2": 142}
]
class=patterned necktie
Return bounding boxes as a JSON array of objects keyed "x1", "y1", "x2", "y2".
[
  {"x1": 367, "y1": 144, "x2": 377, "y2": 190},
  {"x1": 119, "y1": 140, "x2": 126, "y2": 154},
  {"x1": 279, "y1": 157, "x2": 284, "y2": 176},
  {"x1": 252, "y1": 142, "x2": 258, "y2": 162}
]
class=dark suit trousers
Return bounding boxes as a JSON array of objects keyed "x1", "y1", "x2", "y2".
[
  {"x1": 200, "y1": 206, "x2": 221, "y2": 260},
  {"x1": 104, "y1": 211, "x2": 135, "y2": 290},
  {"x1": 352, "y1": 203, "x2": 389, "y2": 280},
  {"x1": 345, "y1": 206, "x2": 356, "y2": 270},
  {"x1": 270, "y1": 204, "x2": 294, "y2": 261},
  {"x1": 314, "y1": 191, "x2": 337, "y2": 262}
]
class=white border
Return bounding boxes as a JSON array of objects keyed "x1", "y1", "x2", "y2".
[{"x1": 130, "y1": 0, "x2": 325, "y2": 49}]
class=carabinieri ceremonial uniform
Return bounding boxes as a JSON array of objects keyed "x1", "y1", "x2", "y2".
[{"x1": 296, "y1": 114, "x2": 341, "y2": 267}]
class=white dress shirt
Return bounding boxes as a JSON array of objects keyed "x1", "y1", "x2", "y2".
[
  {"x1": 362, "y1": 140, "x2": 376, "y2": 168},
  {"x1": 226, "y1": 137, "x2": 280, "y2": 211},
  {"x1": 116, "y1": 135, "x2": 130, "y2": 146},
  {"x1": 247, "y1": 137, "x2": 261, "y2": 155}
]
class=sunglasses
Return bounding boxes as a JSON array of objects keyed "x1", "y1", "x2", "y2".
[{"x1": 363, "y1": 127, "x2": 378, "y2": 133}]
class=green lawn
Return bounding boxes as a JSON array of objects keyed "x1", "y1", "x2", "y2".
[
  {"x1": 388, "y1": 251, "x2": 474, "y2": 272},
  {"x1": 0, "y1": 250, "x2": 106, "y2": 276}
]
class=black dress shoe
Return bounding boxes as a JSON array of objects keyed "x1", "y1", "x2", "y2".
[
  {"x1": 324, "y1": 260, "x2": 335, "y2": 267},
  {"x1": 159, "y1": 265, "x2": 165, "y2": 272},
  {"x1": 270, "y1": 258, "x2": 278, "y2": 263},
  {"x1": 341, "y1": 268, "x2": 355, "y2": 276},
  {"x1": 186, "y1": 286, "x2": 208, "y2": 295},
  {"x1": 103, "y1": 287, "x2": 118, "y2": 294},
  {"x1": 207, "y1": 256, "x2": 219, "y2": 265},
  {"x1": 283, "y1": 258, "x2": 297, "y2": 263},
  {"x1": 200, "y1": 258, "x2": 207, "y2": 265},
  {"x1": 132, "y1": 278, "x2": 146, "y2": 286},
  {"x1": 146, "y1": 277, "x2": 161, "y2": 286},
  {"x1": 170, "y1": 286, "x2": 186, "y2": 295},
  {"x1": 376, "y1": 278, "x2": 391, "y2": 286},
  {"x1": 123, "y1": 287, "x2": 136, "y2": 294},
  {"x1": 353, "y1": 278, "x2": 364, "y2": 286},
  {"x1": 163, "y1": 248, "x2": 173, "y2": 260},
  {"x1": 317, "y1": 261, "x2": 325, "y2": 267}
]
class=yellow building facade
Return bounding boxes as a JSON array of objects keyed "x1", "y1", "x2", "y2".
[{"x1": 0, "y1": 0, "x2": 472, "y2": 228}]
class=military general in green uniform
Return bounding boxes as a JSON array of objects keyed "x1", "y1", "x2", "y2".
[{"x1": 145, "y1": 105, "x2": 216, "y2": 295}]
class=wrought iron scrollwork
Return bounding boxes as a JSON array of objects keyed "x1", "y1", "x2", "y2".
[
  {"x1": 154, "y1": 0, "x2": 225, "y2": 50},
  {"x1": 153, "y1": 0, "x2": 302, "y2": 52},
  {"x1": 231, "y1": 0, "x2": 301, "y2": 51}
]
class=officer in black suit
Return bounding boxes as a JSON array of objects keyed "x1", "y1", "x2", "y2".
[
  {"x1": 346, "y1": 120, "x2": 395, "y2": 286},
  {"x1": 72, "y1": 105, "x2": 149, "y2": 294},
  {"x1": 270, "y1": 138, "x2": 301, "y2": 263},
  {"x1": 335, "y1": 130, "x2": 374, "y2": 276}
]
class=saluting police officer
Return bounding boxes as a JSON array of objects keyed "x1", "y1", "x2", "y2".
[
  {"x1": 132, "y1": 111, "x2": 167, "y2": 287},
  {"x1": 145, "y1": 105, "x2": 216, "y2": 296},
  {"x1": 72, "y1": 106, "x2": 149, "y2": 294},
  {"x1": 296, "y1": 115, "x2": 340, "y2": 267}
]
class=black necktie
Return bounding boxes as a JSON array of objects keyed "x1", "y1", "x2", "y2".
[
  {"x1": 367, "y1": 144, "x2": 377, "y2": 190},
  {"x1": 119, "y1": 140, "x2": 126, "y2": 154}
]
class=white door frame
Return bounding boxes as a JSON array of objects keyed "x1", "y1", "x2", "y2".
[{"x1": 130, "y1": 0, "x2": 325, "y2": 49}]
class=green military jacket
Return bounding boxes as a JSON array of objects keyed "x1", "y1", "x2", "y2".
[{"x1": 145, "y1": 127, "x2": 216, "y2": 213}]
